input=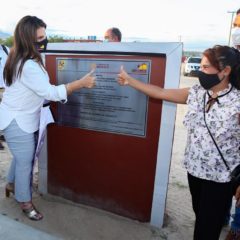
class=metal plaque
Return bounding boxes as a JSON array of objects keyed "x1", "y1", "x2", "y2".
[{"x1": 56, "y1": 58, "x2": 151, "y2": 137}]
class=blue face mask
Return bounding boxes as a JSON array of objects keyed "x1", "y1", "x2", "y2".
[{"x1": 198, "y1": 71, "x2": 222, "y2": 90}]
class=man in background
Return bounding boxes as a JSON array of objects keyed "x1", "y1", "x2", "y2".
[
  {"x1": 233, "y1": 9, "x2": 240, "y2": 28},
  {"x1": 104, "y1": 27, "x2": 122, "y2": 42},
  {"x1": 232, "y1": 27, "x2": 240, "y2": 50},
  {"x1": 232, "y1": 9, "x2": 240, "y2": 51}
]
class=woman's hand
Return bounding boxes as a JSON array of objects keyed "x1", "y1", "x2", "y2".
[
  {"x1": 117, "y1": 66, "x2": 131, "y2": 86},
  {"x1": 116, "y1": 65, "x2": 188, "y2": 103},
  {"x1": 78, "y1": 69, "x2": 96, "y2": 88},
  {"x1": 66, "y1": 69, "x2": 96, "y2": 95}
]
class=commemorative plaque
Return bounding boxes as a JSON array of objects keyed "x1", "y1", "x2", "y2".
[{"x1": 57, "y1": 58, "x2": 151, "y2": 137}]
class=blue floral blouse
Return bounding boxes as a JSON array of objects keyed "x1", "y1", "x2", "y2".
[{"x1": 183, "y1": 84, "x2": 240, "y2": 182}]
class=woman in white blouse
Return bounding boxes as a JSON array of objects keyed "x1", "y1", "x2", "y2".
[
  {"x1": 0, "y1": 16, "x2": 96, "y2": 221},
  {"x1": 117, "y1": 45, "x2": 240, "y2": 240}
]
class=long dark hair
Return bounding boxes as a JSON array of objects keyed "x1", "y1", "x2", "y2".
[
  {"x1": 203, "y1": 45, "x2": 240, "y2": 90},
  {"x1": 4, "y1": 16, "x2": 47, "y2": 86}
]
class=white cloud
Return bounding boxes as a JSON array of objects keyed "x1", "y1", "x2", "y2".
[{"x1": 1, "y1": 0, "x2": 239, "y2": 46}]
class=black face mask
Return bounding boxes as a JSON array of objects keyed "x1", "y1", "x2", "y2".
[
  {"x1": 198, "y1": 71, "x2": 222, "y2": 90},
  {"x1": 34, "y1": 38, "x2": 48, "y2": 52}
]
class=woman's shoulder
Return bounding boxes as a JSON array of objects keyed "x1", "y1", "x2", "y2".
[
  {"x1": 188, "y1": 84, "x2": 204, "y2": 98},
  {"x1": 190, "y1": 83, "x2": 202, "y2": 92},
  {"x1": 231, "y1": 87, "x2": 240, "y2": 106},
  {"x1": 186, "y1": 84, "x2": 205, "y2": 107},
  {"x1": 22, "y1": 59, "x2": 45, "y2": 74},
  {"x1": 232, "y1": 87, "x2": 240, "y2": 95},
  {"x1": 23, "y1": 59, "x2": 40, "y2": 68}
]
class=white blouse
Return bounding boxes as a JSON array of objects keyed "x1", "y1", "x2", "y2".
[
  {"x1": 183, "y1": 84, "x2": 240, "y2": 183},
  {"x1": 0, "y1": 59, "x2": 67, "y2": 133}
]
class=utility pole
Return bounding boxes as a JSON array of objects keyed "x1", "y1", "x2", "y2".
[
  {"x1": 227, "y1": 11, "x2": 236, "y2": 46},
  {"x1": 178, "y1": 35, "x2": 182, "y2": 42}
]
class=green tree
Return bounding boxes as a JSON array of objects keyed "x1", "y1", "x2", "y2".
[
  {"x1": 48, "y1": 35, "x2": 65, "y2": 43},
  {"x1": 0, "y1": 35, "x2": 66, "y2": 47},
  {"x1": 4, "y1": 36, "x2": 13, "y2": 47}
]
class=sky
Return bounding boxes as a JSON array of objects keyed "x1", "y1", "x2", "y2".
[{"x1": 0, "y1": 0, "x2": 240, "y2": 51}]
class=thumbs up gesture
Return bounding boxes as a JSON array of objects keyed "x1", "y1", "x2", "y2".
[
  {"x1": 117, "y1": 66, "x2": 131, "y2": 86},
  {"x1": 79, "y1": 68, "x2": 96, "y2": 88}
]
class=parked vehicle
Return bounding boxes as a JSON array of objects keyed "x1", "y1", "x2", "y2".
[{"x1": 183, "y1": 56, "x2": 201, "y2": 76}]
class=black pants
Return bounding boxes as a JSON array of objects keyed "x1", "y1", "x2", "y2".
[{"x1": 188, "y1": 173, "x2": 233, "y2": 240}]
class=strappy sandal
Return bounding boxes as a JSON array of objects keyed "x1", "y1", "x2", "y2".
[
  {"x1": 5, "y1": 183, "x2": 14, "y2": 198},
  {"x1": 22, "y1": 205, "x2": 43, "y2": 221}
]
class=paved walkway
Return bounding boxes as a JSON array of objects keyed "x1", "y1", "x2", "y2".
[{"x1": 0, "y1": 214, "x2": 62, "y2": 240}]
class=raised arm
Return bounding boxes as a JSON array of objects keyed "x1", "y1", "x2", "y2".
[{"x1": 117, "y1": 66, "x2": 189, "y2": 104}]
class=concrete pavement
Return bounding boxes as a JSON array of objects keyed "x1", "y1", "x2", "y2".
[{"x1": 0, "y1": 214, "x2": 62, "y2": 240}]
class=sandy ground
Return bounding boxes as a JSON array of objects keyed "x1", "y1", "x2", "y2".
[{"x1": 0, "y1": 75, "x2": 231, "y2": 240}]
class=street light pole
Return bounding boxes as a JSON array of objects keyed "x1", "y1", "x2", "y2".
[
  {"x1": 228, "y1": 11, "x2": 236, "y2": 46},
  {"x1": 178, "y1": 35, "x2": 182, "y2": 42}
]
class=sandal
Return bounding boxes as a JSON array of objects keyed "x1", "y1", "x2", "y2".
[
  {"x1": 0, "y1": 142, "x2": 4, "y2": 150},
  {"x1": 5, "y1": 183, "x2": 14, "y2": 198},
  {"x1": 0, "y1": 135, "x2": 5, "y2": 141},
  {"x1": 21, "y1": 203, "x2": 43, "y2": 221}
]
